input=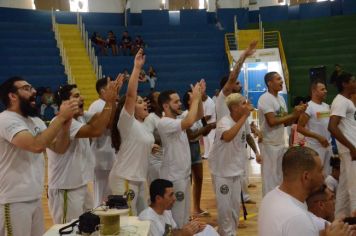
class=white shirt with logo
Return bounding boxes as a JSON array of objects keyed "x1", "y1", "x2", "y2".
[{"x1": 258, "y1": 92, "x2": 288, "y2": 146}]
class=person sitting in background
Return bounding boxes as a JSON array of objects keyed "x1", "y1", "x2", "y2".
[
  {"x1": 120, "y1": 30, "x2": 133, "y2": 56},
  {"x1": 122, "y1": 68, "x2": 130, "y2": 82},
  {"x1": 133, "y1": 35, "x2": 145, "y2": 55},
  {"x1": 139, "y1": 179, "x2": 219, "y2": 236},
  {"x1": 40, "y1": 87, "x2": 58, "y2": 121},
  {"x1": 138, "y1": 69, "x2": 148, "y2": 83},
  {"x1": 106, "y1": 30, "x2": 118, "y2": 56},
  {"x1": 91, "y1": 32, "x2": 107, "y2": 56},
  {"x1": 306, "y1": 185, "x2": 335, "y2": 231},
  {"x1": 325, "y1": 158, "x2": 340, "y2": 193},
  {"x1": 147, "y1": 65, "x2": 157, "y2": 91}
]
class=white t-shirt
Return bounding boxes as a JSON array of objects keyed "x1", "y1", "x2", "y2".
[
  {"x1": 203, "y1": 96, "x2": 216, "y2": 124},
  {"x1": 305, "y1": 101, "x2": 331, "y2": 148},
  {"x1": 258, "y1": 92, "x2": 288, "y2": 146},
  {"x1": 47, "y1": 112, "x2": 96, "y2": 189},
  {"x1": 309, "y1": 212, "x2": 328, "y2": 231},
  {"x1": 158, "y1": 117, "x2": 191, "y2": 181},
  {"x1": 258, "y1": 187, "x2": 319, "y2": 236},
  {"x1": 0, "y1": 111, "x2": 47, "y2": 204},
  {"x1": 110, "y1": 108, "x2": 154, "y2": 182},
  {"x1": 325, "y1": 175, "x2": 338, "y2": 192},
  {"x1": 208, "y1": 115, "x2": 247, "y2": 177},
  {"x1": 88, "y1": 99, "x2": 116, "y2": 170},
  {"x1": 180, "y1": 110, "x2": 203, "y2": 142},
  {"x1": 144, "y1": 112, "x2": 163, "y2": 164},
  {"x1": 139, "y1": 207, "x2": 177, "y2": 236},
  {"x1": 215, "y1": 91, "x2": 230, "y2": 122},
  {"x1": 330, "y1": 94, "x2": 356, "y2": 154}
]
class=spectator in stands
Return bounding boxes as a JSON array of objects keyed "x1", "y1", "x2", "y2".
[
  {"x1": 106, "y1": 30, "x2": 118, "y2": 56},
  {"x1": 330, "y1": 64, "x2": 343, "y2": 85},
  {"x1": 120, "y1": 30, "x2": 133, "y2": 56},
  {"x1": 306, "y1": 185, "x2": 335, "y2": 231},
  {"x1": 40, "y1": 87, "x2": 58, "y2": 121},
  {"x1": 133, "y1": 35, "x2": 145, "y2": 55},
  {"x1": 91, "y1": 32, "x2": 107, "y2": 56},
  {"x1": 139, "y1": 179, "x2": 219, "y2": 236},
  {"x1": 325, "y1": 158, "x2": 340, "y2": 193},
  {"x1": 123, "y1": 68, "x2": 130, "y2": 82},
  {"x1": 147, "y1": 65, "x2": 157, "y2": 91},
  {"x1": 138, "y1": 69, "x2": 148, "y2": 83}
]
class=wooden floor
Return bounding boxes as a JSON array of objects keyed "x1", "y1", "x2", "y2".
[{"x1": 42, "y1": 158, "x2": 262, "y2": 235}]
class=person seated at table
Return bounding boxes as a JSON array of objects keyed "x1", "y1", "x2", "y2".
[{"x1": 139, "y1": 179, "x2": 219, "y2": 236}]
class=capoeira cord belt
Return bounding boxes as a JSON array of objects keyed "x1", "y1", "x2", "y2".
[
  {"x1": 62, "y1": 190, "x2": 68, "y2": 224},
  {"x1": 4, "y1": 203, "x2": 13, "y2": 236},
  {"x1": 124, "y1": 180, "x2": 133, "y2": 216}
]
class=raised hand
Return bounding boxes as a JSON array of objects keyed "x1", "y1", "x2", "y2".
[
  {"x1": 244, "y1": 40, "x2": 258, "y2": 58},
  {"x1": 190, "y1": 82, "x2": 202, "y2": 101},
  {"x1": 58, "y1": 99, "x2": 79, "y2": 121},
  {"x1": 134, "y1": 48, "x2": 145, "y2": 69},
  {"x1": 115, "y1": 73, "x2": 125, "y2": 91},
  {"x1": 102, "y1": 77, "x2": 122, "y2": 103}
]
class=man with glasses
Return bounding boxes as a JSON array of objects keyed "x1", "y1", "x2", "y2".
[{"x1": 0, "y1": 76, "x2": 78, "y2": 236}]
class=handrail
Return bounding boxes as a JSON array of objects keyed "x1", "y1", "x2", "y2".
[
  {"x1": 224, "y1": 33, "x2": 235, "y2": 70},
  {"x1": 263, "y1": 30, "x2": 290, "y2": 91}
]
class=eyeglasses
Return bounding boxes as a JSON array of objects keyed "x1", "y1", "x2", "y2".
[{"x1": 15, "y1": 85, "x2": 35, "y2": 92}]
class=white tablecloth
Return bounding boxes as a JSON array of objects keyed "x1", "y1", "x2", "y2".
[{"x1": 43, "y1": 216, "x2": 150, "y2": 236}]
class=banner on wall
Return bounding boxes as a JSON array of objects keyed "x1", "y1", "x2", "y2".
[{"x1": 230, "y1": 48, "x2": 281, "y2": 63}]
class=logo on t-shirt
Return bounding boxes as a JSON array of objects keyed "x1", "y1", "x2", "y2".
[
  {"x1": 34, "y1": 127, "x2": 41, "y2": 135},
  {"x1": 220, "y1": 185, "x2": 229, "y2": 195},
  {"x1": 316, "y1": 111, "x2": 330, "y2": 119},
  {"x1": 163, "y1": 224, "x2": 173, "y2": 236},
  {"x1": 175, "y1": 191, "x2": 185, "y2": 201},
  {"x1": 125, "y1": 189, "x2": 135, "y2": 201},
  {"x1": 276, "y1": 106, "x2": 286, "y2": 118}
]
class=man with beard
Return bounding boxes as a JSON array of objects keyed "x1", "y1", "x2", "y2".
[
  {"x1": 258, "y1": 146, "x2": 352, "y2": 236},
  {"x1": 0, "y1": 76, "x2": 78, "y2": 236},
  {"x1": 257, "y1": 72, "x2": 307, "y2": 196},
  {"x1": 46, "y1": 77, "x2": 121, "y2": 224},
  {"x1": 157, "y1": 81, "x2": 203, "y2": 228},
  {"x1": 297, "y1": 81, "x2": 332, "y2": 175}
]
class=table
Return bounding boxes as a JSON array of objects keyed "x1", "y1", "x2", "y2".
[{"x1": 43, "y1": 216, "x2": 150, "y2": 236}]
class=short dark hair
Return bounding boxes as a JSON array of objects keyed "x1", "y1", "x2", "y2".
[
  {"x1": 310, "y1": 80, "x2": 326, "y2": 94},
  {"x1": 264, "y1": 71, "x2": 278, "y2": 87},
  {"x1": 219, "y1": 76, "x2": 228, "y2": 90},
  {"x1": 306, "y1": 184, "x2": 327, "y2": 206},
  {"x1": 158, "y1": 90, "x2": 177, "y2": 111},
  {"x1": 96, "y1": 77, "x2": 109, "y2": 95},
  {"x1": 56, "y1": 84, "x2": 77, "y2": 106},
  {"x1": 182, "y1": 89, "x2": 192, "y2": 110},
  {"x1": 0, "y1": 76, "x2": 26, "y2": 108},
  {"x1": 335, "y1": 72, "x2": 354, "y2": 93},
  {"x1": 293, "y1": 96, "x2": 308, "y2": 107},
  {"x1": 282, "y1": 146, "x2": 319, "y2": 181},
  {"x1": 150, "y1": 179, "x2": 173, "y2": 203}
]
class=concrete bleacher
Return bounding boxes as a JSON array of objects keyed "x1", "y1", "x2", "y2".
[{"x1": 0, "y1": 7, "x2": 67, "y2": 93}]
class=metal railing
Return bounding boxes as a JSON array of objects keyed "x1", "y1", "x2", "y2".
[
  {"x1": 52, "y1": 9, "x2": 73, "y2": 84},
  {"x1": 224, "y1": 33, "x2": 235, "y2": 69},
  {"x1": 264, "y1": 31, "x2": 290, "y2": 91},
  {"x1": 77, "y1": 12, "x2": 102, "y2": 80}
]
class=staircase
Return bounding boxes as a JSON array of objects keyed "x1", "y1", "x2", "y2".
[
  {"x1": 56, "y1": 24, "x2": 97, "y2": 109},
  {"x1": 236, "y1": 29, "x2": 263, "y2": 50}
]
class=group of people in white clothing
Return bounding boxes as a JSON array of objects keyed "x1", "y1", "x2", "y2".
[{"x1": 1, "y1": 41, "x2": 356, "y2": 236}]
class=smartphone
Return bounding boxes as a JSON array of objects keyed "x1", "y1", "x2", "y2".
[{"x1": 344, "y1": 217, "x2": 356, "y2": 225}]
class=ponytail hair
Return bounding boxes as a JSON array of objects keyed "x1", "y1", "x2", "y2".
[{"x1": 111, "y1": 95, "x2": 126, "y2": 152}]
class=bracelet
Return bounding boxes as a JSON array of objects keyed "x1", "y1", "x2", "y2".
[{"x1": 103, "y1": 107, "x2": 112, "y2": 110}]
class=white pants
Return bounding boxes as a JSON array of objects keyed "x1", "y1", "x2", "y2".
[
  {"x1": 48, "y1": 185, "x2": 93, "y2": 224},
  {"x1": 212, "y1": 175, "x2": 241, "y2": 236},
  {"x1": 94, "y1": 169, "x2": 112, "y2": 208},
  {"x1": 260, "y1": 143, "x2": 287, "y2": 196},
  {"x1": 109, "y1": 176, "x2": 147, "y2": 216},
  {"x1": 0, "y1": 199, "x2": 44, "y2": 236},
  {"x1": 171, "y1": 177, "x2": 191, "y2": 229},
  {"x1": 203, "y1": 129, "x2": 215, "y2": 158},
  {"x1": 335, "y1": 152, "x2": 356, "y2": 217},
  {"x1": 307, "y1": 143, "x2": 332, "y2": 176},
  {"x1": 147, "y1": 159, "x2": 162, "y2": 187},
  {"x1": 195, "y1": 225, "x2": 220, "y2": 236},
  {"x1": 242, "y1": 153, "x2": 250, "y2": 202}
]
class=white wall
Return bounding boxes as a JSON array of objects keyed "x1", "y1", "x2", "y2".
[
  {"x1": 0, "y1": 0, "x2": 34, "y2": 9},
  {"x1": 88, "y1": 0, "x2": 124, "y2": 13},
  {"x1": 129, "y1": 0, "x2": 161, "y2": 13}
]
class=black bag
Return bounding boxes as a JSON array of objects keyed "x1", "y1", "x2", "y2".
[
  {"x1": 58, "y1": 212, "x2": 100, "y2": 235},
  {"x1": 106, "y1": 195, "x2": 128, "y2": 209}
]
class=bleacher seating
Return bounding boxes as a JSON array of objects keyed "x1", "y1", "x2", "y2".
[{"x1": 0, "y1": 7, "x2": 67, "y2": 93}]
